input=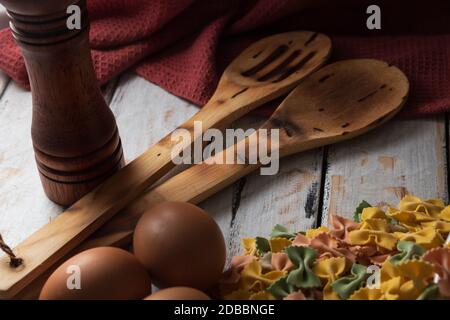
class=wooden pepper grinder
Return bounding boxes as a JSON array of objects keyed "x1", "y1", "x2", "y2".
[{"x1": 1, "y1": 0, "x2": 124, "y2": 206}]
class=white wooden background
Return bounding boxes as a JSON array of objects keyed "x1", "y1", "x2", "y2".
[
  {"x1": 1, "y1": 71, "x2": 447, "y2": 261},
  {"x1": 0, "y1": 5, "x2": 448, "y2": 266}
]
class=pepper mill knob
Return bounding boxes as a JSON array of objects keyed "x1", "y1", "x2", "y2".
[{"x1": 1, "y1": 0, "x2": 125, "y2": 206}]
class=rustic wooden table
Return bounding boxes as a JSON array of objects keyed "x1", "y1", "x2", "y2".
[
  {"x1": 0, "y1": 71, "x2": 447, "y2": 260},
  {"x1": 0, "y1": 5, "x2": 447, "y2": 264}
]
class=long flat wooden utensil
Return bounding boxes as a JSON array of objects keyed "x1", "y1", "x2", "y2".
[
  {"x1": 87, "y1": 58, "x2": 410, "y2": 247},
  {"x1": 0, "y1": 31, "x2": 331, "y2": 299},
  {"x1": 16, "y1": 59, "x2": 409, "y2": 299}
]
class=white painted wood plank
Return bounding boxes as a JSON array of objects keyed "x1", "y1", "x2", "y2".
[
  {"x1": 200, "y1": 112, "x2": 322, "y2": 262},
  {"x1": 111, "y1": 77, "x2": 325, "y2": 262},
  {"x1": 200, "y1": 113, "x2": 325, "y2": 260},
  {"x1": 109, "y1": 73, "x2": 199, "y2": 162},
  {"x1": 223, "y1": 149, "x2": 324, "y2": 259},
  {"x1": 322, "y1": 116, "x2": 447, "y2": 224},
  {"x1": 200, "y1": 185, "x2": 237, "y2": 260},
  {"x1": 0, "y1": 82, "x2": 62, "y2": 249},
  {"x1": 0, "y1": 73, "x2": 204, "y2": 253},
  {"x1": 0, "y1": 79, "x2": 122, "y2": 250},
  {"x1": 109, "y1": 73, "x2": 237, "y2": 249},
  {"x1": 1, "y1": 67, "x2": 445, "y2": 278},
  {"x1": 199, "y1": 116, "x2": 266, "y2": 261}
]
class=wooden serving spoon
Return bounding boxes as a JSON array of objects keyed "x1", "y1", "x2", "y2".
[
  {"x1": 0, "y1": 31, "x2": 331, "y2": 299},
  {"x1": 89, "y1": 59, "x2": 410, "y2": 247},
  {"x1": 15, "y1": 59, "x2": 409, "y2": 299}
]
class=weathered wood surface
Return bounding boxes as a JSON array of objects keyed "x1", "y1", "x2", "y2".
[
  {"x1": 218, "y1": 149, "x2": 324, "y2": 260},
  {"x1": 0, "y1": 78, "x2": 62, "y2": 248},
  {"x1": 0, "y1": 70, "x2": 448, "y2": 285},
  {"x1": 109, "y1": 73, "x2": 199, "y2": 163},
  {"x1": 200, "y1": 116, "x2": 324, "y2": 261},
  {"x1": 0, "y1": 74, "x2": 198, "y2": 244},
  {"x1": 321, "y1": 116, "x2": 448, "y2": 224},
  {"x1": 107, "y1": 75, "x2": 326, "y2": 263},
  {"x1": 0, "y1": 71, "x2": 8, "y2": 97},
  {"x1": 5, "y1": 31, "x2": 332, "y2": 288},
  {"x1": 0, "y1": 71, "x2": 324, "y2": 267},
  {"x1": 0, "y1": 74, "x2": 119, "y2": 249}
]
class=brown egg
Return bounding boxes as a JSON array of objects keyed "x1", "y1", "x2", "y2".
[
  {"x1": 133, "y1": 201, "x2": 226, "y2": 290},
  {"x1": 145, "y1": 287, "x2": 211, "y2": 300},
  {"x1": 39, "y1": 247, "x2": 151, "y2": 300}
]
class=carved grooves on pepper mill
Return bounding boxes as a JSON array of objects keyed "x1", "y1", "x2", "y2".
[
  {"x1": 7, "y1": 0, "x2": 88, "y2": 45},
  {"x1": 3, "y1": 0, "x2": 124, "y2": 205}
]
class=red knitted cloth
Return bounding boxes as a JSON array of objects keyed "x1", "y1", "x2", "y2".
[{"x1": 0, "y1": 0, "x2": 449, "y2": 117}]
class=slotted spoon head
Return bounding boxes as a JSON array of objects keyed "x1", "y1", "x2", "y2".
[
  {"x1": 264, "y1": 59, "x2": 409, "y2": 156},
  {"x1": 213, "y1": 31, "x2": 332, "y2": 103}
]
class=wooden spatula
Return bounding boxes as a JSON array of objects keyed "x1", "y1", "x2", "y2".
[
  {"x1": 89, "y1": 59, "x2": 410, "y2": 247},
  {"x1": 15, "y1": 59, "x2": 409, "y2": 299},
  {"x1": 0, "y1": 31, "x2": 331, "y2": 299}
]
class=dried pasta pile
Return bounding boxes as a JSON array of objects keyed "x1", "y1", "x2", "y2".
[{"x1": 218, "y1": 195, "x2": 450, "y2": 300}]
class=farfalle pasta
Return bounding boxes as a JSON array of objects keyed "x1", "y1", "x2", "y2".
[
  {"x1": 332, "y1": 263, "x2": 369, "y2": 299},
  {"x1": 389, "y1": 240, "x2": 425, "y2": 265},
  {"x1": 219, "y1": 195, "x2": 450, "y2": 300},
  {"x1": 313, "y1": 257, "x2": 347, "y2": 300},
  {"x1": 380, "y1": 260, "x2": 434, "y2": 300},
  {"x1": 394, "y1": 227, "x2": 444, "y2": 249},
  {"x1": 293, "y1": 232, "x2": 356, "y2": 263}
]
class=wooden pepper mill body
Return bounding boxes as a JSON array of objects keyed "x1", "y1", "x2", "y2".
[{"x1": 1, "y1": 0, "x2": 124, "y2": 206}]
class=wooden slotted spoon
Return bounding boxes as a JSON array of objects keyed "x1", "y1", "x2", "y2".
[
  {"x1": 16, "y1": 58, "x2": 409, "y2": 299},
  {"x1": 91, "y1": 59, "x2": 410, "y2": 245},
  {"x1": 0, "y1": 31, "x2": 331, "y2": 299}
]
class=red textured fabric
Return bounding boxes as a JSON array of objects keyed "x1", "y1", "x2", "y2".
[{"x1": 0, "y1": 0, "x2": 449, "y2": 117}]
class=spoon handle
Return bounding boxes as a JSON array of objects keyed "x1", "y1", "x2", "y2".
[
  {"x1": 84, "y1": 125, "x2": 281, "y2": 249},
  {"x1": 1, "y1": 30, "x2": 333, "y2": 299},
  {"x1": 91, "y1": 137, "x2": 262, "y2": 242},
  {"x1": 0, "y1": 91, "x2": 257, "y2": 299}
]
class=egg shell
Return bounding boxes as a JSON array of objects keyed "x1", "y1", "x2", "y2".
[
  {"x1": 145, "y1": 287, "x2": 211, "y2": 300},
  {"x1": 133, "y1": 201, "x2": 226, "y2": 290},
  {"x1": 39, "y1": 247, "x2": 152, "y2": 300}
]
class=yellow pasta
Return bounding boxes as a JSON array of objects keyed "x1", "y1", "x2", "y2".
[
  {"x1": 399, "y1": 195, "x2": 444, "y2": 218},
  {"x1": 269, "y1": 238, "x2": 292, "y2": 253},
  {"x1": 242, "y1": 238, "x2": 257, "y2": 256},
  {"x1": 306, "y1": 226, "x2": 330, "y2": 238},
  {"x1": 440, "y1": 206, "x2": 450, "y2": 221},
  {"x1": 223, "y1": 195, "x2": 450, "y2": 301},
  {"x1": 349, "y1": 287, "x2": 384, "y2": 300},
  {"x1": 361, "y1": 207, "x2": 389, "y2": 221},
  {"x1": 394, "y1": 227, "x2": 444, "y2": 249},
  {"x1": 380, "y1": 260, "x2": 434, "y2": 300},
  {"x1": 224, "y1": 289, "x2": 251, "y2": 300},
  {"x1": 348, "y1": 229, "x2": 398, "y2": 251},
  {"x1": 249, "y1": 291, "x2": 276, "y2": 300},
  {"x1": 239, "y1": 260, "x2": 286, "y2": 292}
]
